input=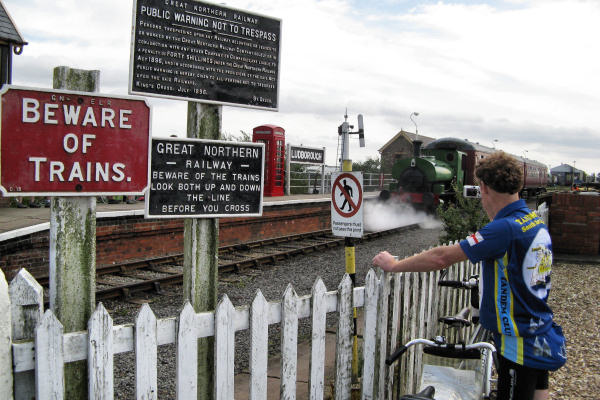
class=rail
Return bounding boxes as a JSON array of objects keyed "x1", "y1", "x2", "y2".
[{"x1": 31, "y1": 225, "x2": 419, "y2": 302}]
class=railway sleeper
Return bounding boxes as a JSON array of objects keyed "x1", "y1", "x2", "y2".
[{"x1": 121, "y1": 287, "x2": 132, "y2": 300}]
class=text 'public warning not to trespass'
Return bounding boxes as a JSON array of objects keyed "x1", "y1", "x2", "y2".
[{"x1": 146, "y1": 137, "x2": 264, "y2": 218}]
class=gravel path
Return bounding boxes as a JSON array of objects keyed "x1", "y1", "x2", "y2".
[
  {"x1": 103, "y1": 225, "x2": 600, "y2": 399},
  {"x1": 547, "y1": 263, "x2": 600, "y2": 399}
]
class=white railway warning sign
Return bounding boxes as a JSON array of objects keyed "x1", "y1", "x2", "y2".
[{"x1": 331, "y1": 171, "x2": 363, "y2": 238}]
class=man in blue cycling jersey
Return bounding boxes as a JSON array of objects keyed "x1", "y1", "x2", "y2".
[{"x1": 373, "y1": 151, "x2": 566, "y2": 400}]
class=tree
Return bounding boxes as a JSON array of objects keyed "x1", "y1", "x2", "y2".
[
  {"x1": 352, "y1": 157, "x2": 381, "y2": 173},
  {"x1": 221, "y1": 130, "x2": 252, "y2": 142},
  {"x1": 436, "y1": 183, "x2": 489, "y2": 244}
]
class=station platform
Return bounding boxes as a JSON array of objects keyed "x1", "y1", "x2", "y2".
[
  {"x1": 0, "y1": 192, "x2": 347, "y2": 239},
  {"x1": 0, "y1": 192, "x2": 380, "y2": 280}
]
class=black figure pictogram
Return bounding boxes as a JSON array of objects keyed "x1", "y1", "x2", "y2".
[{"x1": 339, "y1": 179, "x2": 354, "y2": 211}]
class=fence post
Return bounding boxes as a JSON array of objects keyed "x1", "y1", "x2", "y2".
[
  {"x1": 135, "y1": 304, "x2": 158, "y2": 400},
  {"x1": 280, "y1": 284, "x2": 298, "y2": 399},
  {"x1": 10, "y1": 269, "x2": 43, "y2": 400},
  {"x1": 309, "y1": 278, "x2": 327, "y2": 400},
  {"x1": 374, "y1": 271, "x2": 391, "y2": 399},
  {"x1": 334, "y1": 274, "x2": 353, "y2": 400},
  {"x1": 250, "y1": 290, "x2": 269, "y2": 400},
  {"x1": 35, "y1": 310, "x2": 65, "y2": 399},
  {"x1": 0, "y1": 269, "x2": 13, "y2": 400},
  {"x1": 386, "y1": 272, "x2": 403, "y2": 397},
  {"x1": 88, "y1": 303, "x2": 114, "y2": 398},
  {"x1": 214, "y1": 295, "x2": 235, "y2": 400},
  {"x1": 361, "y1": 269, "x2": 380, "y2": 399},
  {"x1": 177, "y1": 302, "x2": 199, "y2": 399}
]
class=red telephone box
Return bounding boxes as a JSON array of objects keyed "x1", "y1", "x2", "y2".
[{"x1": 253, "y1": 125, "x2": 285, "y2": 197}]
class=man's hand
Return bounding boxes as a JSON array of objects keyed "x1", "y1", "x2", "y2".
[{"x1": 372, "y1": 251, "x2": 398, "y2": 272}]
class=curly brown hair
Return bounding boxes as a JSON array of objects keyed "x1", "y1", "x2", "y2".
[{"x1": 475, "y1": 151, "x2": 523, "y2": 194}]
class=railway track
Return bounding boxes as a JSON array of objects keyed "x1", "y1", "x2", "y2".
[{"x1": 40, "y1": 224, "x2": 419, "y2": 302}]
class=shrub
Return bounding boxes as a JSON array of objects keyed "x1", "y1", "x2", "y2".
[{"x1": 437, "y1": 184, "x2": 489, "y2": 244}]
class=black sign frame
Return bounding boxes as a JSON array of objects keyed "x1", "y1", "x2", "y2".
[
  {"x1": 145, "y1": 137, "x2": 264, "y2": 218},
  {"x1": 129, "y1": 0, "x2": 281, "y2": 110}
]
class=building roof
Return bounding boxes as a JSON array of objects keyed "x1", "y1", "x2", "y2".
[
  {"x1": 378, "y1": 130, "x2": 436, "y2": 153},
  {"x1": 0, "y1": 1, "x2": 26, "y2": 46},
  {"x1": 551, "y1": 164, "x2": 582, "y2": 174}
]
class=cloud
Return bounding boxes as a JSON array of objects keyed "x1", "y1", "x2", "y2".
[{"x1": 5, "y1": 0, "x2": 599, "y2": 173}]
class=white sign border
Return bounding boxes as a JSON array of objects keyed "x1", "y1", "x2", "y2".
[
  {"x1": 144, "y1": 136, "x2": 265, "y2": 219},
  {"x1": 330, "y1": 171, "x2": 363, "y2": 238}
]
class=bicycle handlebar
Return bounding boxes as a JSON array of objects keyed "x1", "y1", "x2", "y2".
[
  {"x1": 437, "y1": 280, "x2": 465, "y2": 288},
  {"x1": 438, "y1": 277, "x2": 478, "y2": 289},
  {"x1": 386, "y1": 338, "x2": 496, "y2": 366}
]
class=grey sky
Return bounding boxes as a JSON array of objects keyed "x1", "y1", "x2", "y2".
[{"x1": 6, "y1": 0, "x2": 598, "y2": 173}]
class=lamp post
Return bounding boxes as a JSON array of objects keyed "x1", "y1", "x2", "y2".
[
  {"x1": 493, "y1": 139, "x2": 499, "y2": 149},
  {"x1": 523, "y1": 150, "x2": 528, "y2": 159},
  {"x1": 410, "y1": 112, "x2": 419, "y2": 141}
]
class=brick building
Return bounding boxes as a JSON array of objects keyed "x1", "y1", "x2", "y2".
[{"x1": 378, "y1": 130, "x2": 436, "y2": 173}]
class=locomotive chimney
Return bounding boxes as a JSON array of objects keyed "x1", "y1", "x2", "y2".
[{"x1": 413, "y1": 140, "x2": 422, "y2": 159}]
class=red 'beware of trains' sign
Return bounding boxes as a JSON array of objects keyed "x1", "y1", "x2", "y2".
[{"x1": 0, "y1": 85, "x2": 151, "y2": 196}]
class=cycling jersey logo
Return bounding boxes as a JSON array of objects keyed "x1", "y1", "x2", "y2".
[
  {"x1": 467, "y1": 231, "x2": 484, "y2": 246},
  {"x1": 533, "y1": 336, "x2": 552, "y2": 358},
  {"x1": 523, "y1": 229, "x2": 552, "y2": 299},
  {"x1": 528, "y1": 317, "x2": 544, "y2": 334}
]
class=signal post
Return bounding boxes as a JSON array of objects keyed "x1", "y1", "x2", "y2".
[{"x1": 333, "y1": 112, "x2": 365, "y2": 387}]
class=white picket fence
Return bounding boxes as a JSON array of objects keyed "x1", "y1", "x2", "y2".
[{"x1": 0, "y1": 254, "x2": 476, "y2": 399}]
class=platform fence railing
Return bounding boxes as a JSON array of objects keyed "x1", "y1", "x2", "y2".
[
  {"x1": 288, "y1": 170, "x2": 394, "y2": 195},
  {"x1": 1, "y1": 250, "x2": 476, "y2": 399}
]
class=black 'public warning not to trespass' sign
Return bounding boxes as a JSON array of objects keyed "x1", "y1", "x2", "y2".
[
  {"x1": 146, "y1": 137, "x2": 264, "y2": 218},
  {"x1": 129, "y1": 0, "x2": 281, "y2": 110}
]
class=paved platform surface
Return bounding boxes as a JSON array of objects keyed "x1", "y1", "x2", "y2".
[
  {"x1": 0, "y1": 193, "x2": 334, "y2": 235},
  {"x1": 0, "y1": 192, "x2": 380, "y2": 239}
]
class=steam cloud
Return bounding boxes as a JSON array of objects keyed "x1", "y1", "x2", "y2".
[{"x1": 363, "y1": 199, "x2": 442, "y2": 232}]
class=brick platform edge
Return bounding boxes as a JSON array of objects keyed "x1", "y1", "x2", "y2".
[
  {"x1": 0, "y1": 201, "x2": 330, "y2": 281},
  {"x1": 550, "y1": 192, "x2": 600, "y2": 255}
]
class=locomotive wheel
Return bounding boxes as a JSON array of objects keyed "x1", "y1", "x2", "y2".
[
  {"x1": 379, "y1": 190, "x2": 391, "y2": 201},
  {"x1": 423, "y1": 192, "x2": 436, "y2": 214}
]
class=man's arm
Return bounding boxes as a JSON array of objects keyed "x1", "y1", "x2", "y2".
[{"x1": 372, "y1": 244, "x2": 468, "y2": 273}]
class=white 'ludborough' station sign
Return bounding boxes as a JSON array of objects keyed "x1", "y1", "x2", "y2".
[{"x1": 288, "y1": 145, "x2": 324, "y2": 164}]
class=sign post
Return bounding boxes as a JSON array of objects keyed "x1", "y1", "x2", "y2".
[
  {"x1": 334, "y1": 111, "x2": 365, "y2": 387},
  {"x1": 0, "y1": 71, "x2": 151, "y2": 398},
  {"x1": 129, "y1": 2, "x2": 279, "y2": 397},
  {"x1": 182, "y1": 102, "x2": 220, "y2": 400}
]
